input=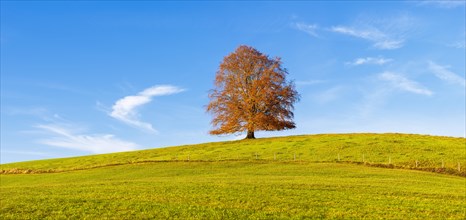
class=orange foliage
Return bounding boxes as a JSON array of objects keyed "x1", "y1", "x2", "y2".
[{"x1": 207, "y1": 45, "x2": 299, "y2": 139}]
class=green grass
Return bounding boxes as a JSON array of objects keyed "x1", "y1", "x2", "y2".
[
  {"x1": 2, "y1": 133, "x2": 465, "y2": 174},
  {"x1": 1, "y1": 133, "x2": 465, "y2": 219},
  {"x1": 2, "y1": 162, "x2": 465, "y2": 219}
]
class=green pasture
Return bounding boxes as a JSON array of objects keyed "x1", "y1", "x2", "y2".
[
  {"x1": 1, "y1": 133, "x2": 465, "y2": 219},
  {"x1": 1, "y1": 162, "x2": 465, "y2": 219},
  {"x1": 2, "y1": 133, "x2": 465, "y2": 174}
]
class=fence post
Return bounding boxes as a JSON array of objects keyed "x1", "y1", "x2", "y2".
[
  {"x1": 255, "y1": 152, "x2": 258, "y2": 160},
  {"x1": 362, "y1": 154, "x2": 365, "y2": 163},
  {"x1": 458, "y1": 162, "x2": 461, "y2": 172},
  {"x1": 415, "y1": 160, "x2": 418, "y2": 168}
]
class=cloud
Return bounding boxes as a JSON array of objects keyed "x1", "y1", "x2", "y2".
[
  {"x1": 294, "y1": 22, "x2": 319, "y2": 37},
  {"x1": 36, "y1": 124, "x2": 138, "y2": 154},
  {"x1": 428, "y1": 61, "x2": 466, "y2": 87},
  {"x1": 331, "y1": 26, "x2": 383, "y2": 40},
  {"x1": 330, "y1": 14, "x2": 417, "y2": 50},
  {"x1": 373, "y1": 40, "x2": 404, "y2": 50},
  {"x1": 345, "y1": 57, "x2": 393, "y2": 66},
  {"x1": 330, "y1": 26, "x2": 404, "y2": 49},
  {"x1": 110, "y1": 85, "x2": 184, "y2": 133},
  {"x1": 296, "y1": 14, "x2": 416, "y2": 50},
  {"x1": 379, "y1": 72, "x2": 433, "y2": 96}
]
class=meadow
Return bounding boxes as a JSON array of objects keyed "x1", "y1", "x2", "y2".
[
  {"x1": 2, "y1": 162, "x2": 465, "y2": 219},
  {"x1": 1, "y1": 133, "x2": 465, "y2": 219},
  {"x1": 2, "y1": 133, "x2": 465, "y2": 175}
]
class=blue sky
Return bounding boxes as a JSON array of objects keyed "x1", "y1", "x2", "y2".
[{"x1": 1, "y1": 1, "x2": 465, "y2": 163}]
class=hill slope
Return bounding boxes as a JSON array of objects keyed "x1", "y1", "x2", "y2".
[
  {"x1": 2, "y1": 133, "x2": 465, "y2": 175},
  {"x1": 1, "y1": 133, "x2": 465, "y2": 219}
]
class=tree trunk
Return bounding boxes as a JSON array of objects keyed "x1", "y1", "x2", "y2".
[{"x1": 246, "y1": 130, "x2": 255, "y2": 139}]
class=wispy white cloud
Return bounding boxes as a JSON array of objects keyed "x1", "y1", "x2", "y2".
[
  {"x1": 345, "y1": 57, "x2": 393, "y2": 66},
  {"x1": 373, "y1": 40, "x2": 404, "y2": 50},
  {"x1": 110, "y1": 85, "x2": 184, "y2": 133},
  {"x1": 418, "y1": 0, "x2": 465, "y2": 8},
  {"x1": 296, "y1": 14, "x2": 416, "y2": 50},
  {"x1": 36, "y1": 124, "x2": 138, "y2": 154},
  {"x1": 428, "y1": 61, "x2": 466, "y2": 87},
  {"x1": 330, "y1": 14, "x2": 417, "y2": 50},
  {"x1": 379, "y1": 72, "x2": 433, "y2": 96},
  {"x1": 330, "y1": 26, "x2": 404, "y2": 49},
  {"x1": 331, "y1": 26, "x2": 383, "y2": 40},
  {"x1": 294, "y1": 22, "x2": 319, "y2": 37}
]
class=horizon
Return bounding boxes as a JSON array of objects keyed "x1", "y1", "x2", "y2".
[{"x1": 1, "y1": 1, "x2": 465, "y2": 163}]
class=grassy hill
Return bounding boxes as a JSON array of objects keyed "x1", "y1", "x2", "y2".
[
  {"x1": 2, "y1": 133, "x2": 465, "y2": 175},
  {"x1": 1, "y1": 133, "x2": 465, "y2": 219}
]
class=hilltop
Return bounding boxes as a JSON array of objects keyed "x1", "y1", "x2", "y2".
[{"x1": 2, "y1": 133, "x2": 465, "y2": 175}]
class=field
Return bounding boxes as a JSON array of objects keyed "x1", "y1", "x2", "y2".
[{"x1": 1, "y1": 133, "x2": 466, "y2": 219}]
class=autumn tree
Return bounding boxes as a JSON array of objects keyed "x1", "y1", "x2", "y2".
[{"x1": 207, "y1": 45, "x2": 299, "y2": 139}]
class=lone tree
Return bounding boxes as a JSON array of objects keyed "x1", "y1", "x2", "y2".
[{"x1": 207, "y1": 45, "x2": 299, "y2": 139}]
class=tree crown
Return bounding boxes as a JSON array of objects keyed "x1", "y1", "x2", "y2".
[{"x1": 207, "y1": 45, "x2": 299, "y2": 138}]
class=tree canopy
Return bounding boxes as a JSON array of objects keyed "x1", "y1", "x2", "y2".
[{"x1": 207, "y1": 45, "x2": 299, "y2": 139}]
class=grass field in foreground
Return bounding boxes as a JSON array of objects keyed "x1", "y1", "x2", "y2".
[
  {"x1": 2, "y1": 133, "x2": 465, "y2": 175},
  {"x1": 1, "y1": 162, "x2": 465, "y2": 219}
]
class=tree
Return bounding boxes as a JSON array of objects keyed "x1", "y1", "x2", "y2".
[{"x1": 207, "y1": 45, "x2": 299, "y2": 139}]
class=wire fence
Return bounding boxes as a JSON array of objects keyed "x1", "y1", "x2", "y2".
[{"x1": 1, "y1": 152, "x2": 464, "y2": 177}]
